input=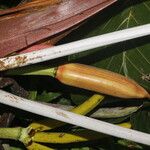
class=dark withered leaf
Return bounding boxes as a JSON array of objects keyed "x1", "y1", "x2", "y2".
[
  {"x1": 0, "y1": 113, "x2": 14, "y2": 127},
  {"x1": 0, "y1": 77, "x2": 14, "y2": 88},
  {"x1": 0, "y1": 77, "x2": 29, "y2": 98}
]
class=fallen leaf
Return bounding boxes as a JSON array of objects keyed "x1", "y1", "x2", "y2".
[{"x1": 0, "y1": 0, "x2": 116, "y2": 57}]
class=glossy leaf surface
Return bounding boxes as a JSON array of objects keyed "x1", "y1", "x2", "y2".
[{"x1": 0, "y1": 0, "x2": 116, "y2": 57}]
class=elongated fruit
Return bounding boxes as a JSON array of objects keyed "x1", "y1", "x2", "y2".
[
  {"x1": 7, "y1": 63, "x2": 150, "y2": 99},
  {"x1": 56, "y1": 63, "x2": 149, "y2": 99}
]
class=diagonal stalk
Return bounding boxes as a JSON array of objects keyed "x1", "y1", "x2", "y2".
[
  {"x1": 0, "y1": 24, "x2": 150, "y2": 71},
  {"x1": 0, "y1": 89, "x2": 150, "y2": 145}
]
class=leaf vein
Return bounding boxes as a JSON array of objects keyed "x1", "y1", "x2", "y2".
[
  {"x1": 125, "y1": 55, "x2": 144, "y2": 76},
  {"x1": 106, "y1": 56, "x2": 114, "y2": 69},
  {"x1": 143, "y1": 2, "x2": 150, "y2": 11},
  {"x1": 136, "y1": 48, "x2": 150, "y2": 65}
]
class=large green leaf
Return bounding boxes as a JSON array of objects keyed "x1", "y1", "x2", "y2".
[{"x1": 63, "y1": 0, "x2": 150, "y2": 91}]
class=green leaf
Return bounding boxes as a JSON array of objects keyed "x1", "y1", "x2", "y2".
[
  {"x1": 91, "y1": 106, "x2": 141, "y2": 118},
  {"x1": 28, "y1": 91, "x2": 37, "y2": 101},
  {"x1": 130, "y1": 107, "x2": 150, "y2": 133},
  {"x1": 36, "y1": 91, "x2": 61, "y2": 102},
  {"x1": 117, "y1": 139, "x2": 143, "y2": 149},
  {"x1": 66, "y1": 0, "x2": 150, "y2": 91},
  {"x1": 102, "y1": 115, "x2": 129, "y2": 124},
  {"x1": 57, "y1": 97, "x2": 72, "y2": 105}
]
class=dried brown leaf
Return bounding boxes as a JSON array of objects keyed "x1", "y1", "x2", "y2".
[
  {"x1": 0, "y1": 0, "x2": 62, "y2": 16},
  {"x1": 0, "y1": 0, "x2": 116, "y2": 57}
]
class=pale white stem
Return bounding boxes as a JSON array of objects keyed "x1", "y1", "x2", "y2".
[
  {"x1": 0, "y1": 89, "x2": 150, "y2": 145},
  {"x1": 0, "y1": 24, "x2": 150, "y2": 71}
]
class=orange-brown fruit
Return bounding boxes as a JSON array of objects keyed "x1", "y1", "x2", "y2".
[{"x1": 56, "y1": 63, "x2": 149, "y2": 99}]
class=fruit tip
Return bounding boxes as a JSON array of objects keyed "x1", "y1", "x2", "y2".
[{"x1": 147, "y1": 93, "x2": 150, "y2": 99}]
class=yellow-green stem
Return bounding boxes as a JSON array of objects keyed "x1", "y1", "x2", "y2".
[
  {"x1": 6, "y1": 66, "x2": 57, "y2": 77},
  {"x1": 0, "y1": 127, "x2": 32, "y2": 145},
  {"x1": 0, "y1": 127, "x2": 22, "y2": 140}
]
